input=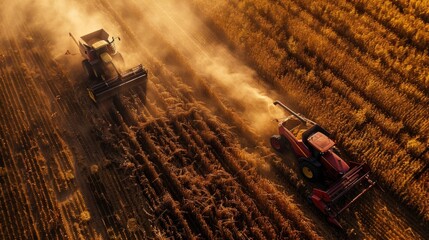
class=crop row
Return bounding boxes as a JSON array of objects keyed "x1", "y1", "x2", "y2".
[
  {"x1": 293, "y1": 0, "x2": 429, "y2": 101},
  {"x1": 86, "y1": 2, "x2": 323, "y2": 233},
  {"x1": 22, "y1": 24, "x2": 122, "y2": 239},
  {"x1": 1, "y1": 2, "x2": 322, "y2": 239},
  {"x1": 103, "y1": 68, "x2": 319, "y2": 238},
  {"x1": 0, "y1": 19, "x2": 157, "y2": 239},
  {"x1": 350, "y1": 0, "x2": 429, "y2": 52},
  {"x1": 0, "y1": 23, "x2": 70, "y2": 239},
  {"x1": 225, "y1": 0, "x2": 428, "y2": 139},
  {"x1": 190, "y1": 0, "x2": 429, "y2": 222}
]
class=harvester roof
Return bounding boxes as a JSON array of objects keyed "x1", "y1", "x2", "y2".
[
  {"x1": 307, "y1": 132, "x2": 335, "y2": 152},
  {"x1": 92, "y1": 40, "x2": 108, "y2": 50}
]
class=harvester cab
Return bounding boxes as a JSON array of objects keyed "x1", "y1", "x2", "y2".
[
  {"x1": 270, "y1": 100, "x2": 375, "y2": 227},
  {"x1": 69, "y1": 29, "x2": 147, "y2": 103}
]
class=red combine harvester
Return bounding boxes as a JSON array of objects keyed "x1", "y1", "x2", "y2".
[{"x1": 270, "y1": 101, "x2": 375, "y2": 227}]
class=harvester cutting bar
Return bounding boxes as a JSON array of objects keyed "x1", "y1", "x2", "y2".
[
  {"x1": 312, "y1": 162, "x2": 375, "y2": 223},
  {"x1": 88, "y1": 64, "x2": 147, "y2": 103},
  {"x1": 335, "y1": 176, "x2": 374, "y2": 215},
  {"x1": 327, "y1": 163, "x2": 372, "y2": 202}
]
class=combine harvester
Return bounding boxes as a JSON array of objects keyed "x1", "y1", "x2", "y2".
[
  {"x1": 69, "y1": 29, "x2": 147, "y2": 103},
  {"x1": 270, "y1": 101, "x2": 375, "y2": 227}
]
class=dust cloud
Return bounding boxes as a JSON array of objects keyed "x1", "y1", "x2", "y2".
[
  {"x1": 1, "y1": 0, "x2": 286, "y2": 136},
  {"x1": 117, "y1": 0, "x2": 286, "y2": 136}
]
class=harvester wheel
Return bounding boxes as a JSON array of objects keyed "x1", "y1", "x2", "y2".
[
  {"x1": 298, "y1": 159, "x2": 321, "y2": 182},
  {"x1": 82, "y1": 60, "x2": 95, "y2": 79},
  {"x1": 270, "y1": 135, "x2": 287, "y2": 152}
]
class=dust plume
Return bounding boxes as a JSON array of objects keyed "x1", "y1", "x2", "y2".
[
  {"x1": 1, "y1": 0, "x2": 286, "y2": 136},
  {"x1": 112, "y1": 0, "x2": 285, "y2": 136}
]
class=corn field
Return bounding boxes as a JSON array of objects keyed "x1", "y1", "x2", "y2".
[{"x1": 0, "y1": 0, "x2": 428, "y2": 239}]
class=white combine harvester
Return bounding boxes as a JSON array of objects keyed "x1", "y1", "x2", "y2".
[{"x1": 69, "y1": 29, "x2": 147, "y2": 103}]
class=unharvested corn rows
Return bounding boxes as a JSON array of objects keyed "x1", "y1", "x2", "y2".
[{"x1": 191, "y1": 0, "x2": 429, "y2": 221}]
